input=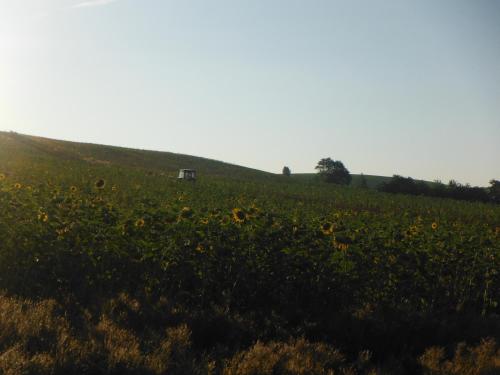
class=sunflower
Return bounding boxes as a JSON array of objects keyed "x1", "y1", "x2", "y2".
[
  {"x1": 179, "y1": 207, "x2": 193, "y2": 219},
  {"x1": 406, "y1": 225, "x2": 418, "y2": 237},
  {"x1": 321, "y1": 222, "x2": 334, "y2": 235},
  {"x1": 0, "y1": 173, "x2": 5, "y2": 180},
  {"x1": 70, "y1": 186, "x2": 77, "y2": 193},
  {"x1": 14, "y1": 183, "x2": 22, "y2": 189},
  {"x1": 200, "y1": 218, "x2": 209, "y2": 225},
  {"x1": 95, "y1": 179, "x2": 105, "y2": 189},
  {"x1": 232, "y1": 208, "x2": 246, "y2": 223},
  {"x1": 248, "y1": 205, "x2": 260, "y2": 217},
  {"x1": 196, "y1": 244, "x2": 205, "y2": 253},
  {"x1": 38, "y1": 212, "x2": 49, "y2": 222},
  {"x1": 135, "y1": 218, "x2": 145, "y2": 228},
  {"x1": 337, "y1": 243, "x2": 349, "y2": 252},
  {"x1": 431, "y1": 222, "x2": 438, "y2": 230}
]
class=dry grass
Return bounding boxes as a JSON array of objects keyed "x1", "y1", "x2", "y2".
[
  {"x1": 0, "y1": 293, "x2": 198, "y2": 374},
  {"x1": 2, "y1": 292, "x2": 499, "y2": 374},
  {"x1": 146, "y1": 325, "x2": 194, "y2": 374},
  {"x1": 96, "y1": 316, "x2": 144, "y2": 371},
  {"x1": 419, "y1": 338, "x2": 500, "y2": 375},
  {"x1": 223, "y1": 338, "x2": 362, "y2": 375}
]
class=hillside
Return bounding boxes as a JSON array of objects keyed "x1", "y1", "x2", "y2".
[
  {"x1": 1, "y1": 132, "x2": 429, "y2": 190},
  {"x1": 1, "y1": 132, "x2": 447, "y2": 192},
  {"x1": 0, "y1": 131, "x2": 272, "y2": 181}
]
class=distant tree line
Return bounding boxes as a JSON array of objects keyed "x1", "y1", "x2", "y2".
[{"x1": 379, "y1": 175, "x2": 500, "y2": 204}]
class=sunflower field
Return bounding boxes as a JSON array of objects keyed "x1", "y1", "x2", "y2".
[{"x1": 0, "y1": 132, "x2": 499, "y2": 374}]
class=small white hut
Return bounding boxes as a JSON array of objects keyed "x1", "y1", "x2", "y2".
[{"x1": 178, "y1": 169, "x2": 196, "y2": 180}]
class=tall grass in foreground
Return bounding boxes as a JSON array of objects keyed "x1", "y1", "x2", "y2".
[{"x1": 1, "y1": 294, "x2": 499, "y2": 375}]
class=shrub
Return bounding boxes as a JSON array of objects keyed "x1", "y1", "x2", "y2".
[
  {"x1": 419, "y1": 338, "x2": 500, "y2": 375},
  {"x1": 223, "y1": 338, "x2": 350, "y2": 375}
]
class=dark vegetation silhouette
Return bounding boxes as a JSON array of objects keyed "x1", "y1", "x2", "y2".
[
  {"x1": 315, "y1": 157, "x2": 352, "y2": 185},
  {"x1": 490, "y1": 179, "x2": 500, "y2": 204},
  {"x1": 379, "y1": 175, "x2": 499, "y2": 204},
  {"x1": 282, "y1": 166, "x2": 291, "y2": 176}
]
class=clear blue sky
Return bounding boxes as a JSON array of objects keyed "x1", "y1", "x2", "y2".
[{"x1": 1, "y1": 0, "x2": 499, "y2": 185}]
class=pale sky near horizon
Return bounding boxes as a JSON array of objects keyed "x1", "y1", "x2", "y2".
[{"x1": 0, "y1": 0, "x2": 499, "y2": 186}]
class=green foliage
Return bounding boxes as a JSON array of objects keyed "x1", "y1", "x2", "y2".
[
  {"x1": 282, "y1": 166, "x2": 291, "y2": 177},
  {"x1": 294, "y1": 173, "x2": 394, "y2": 189},
  {"x1": 1, "y1": 131, "x2": 500, "y2": 372},
  {"x1": 357, "y1": 173, "x2": 368, "y2": 189},
  {"x1": 490, "y1": 179, "x2": 500, "y2": 204},
  {"x1": 315, "y1": 157, "x2": 352, "y2": 185},
  {"x1": 380, "y1": 175, "x2": 493, "y2": 203}
]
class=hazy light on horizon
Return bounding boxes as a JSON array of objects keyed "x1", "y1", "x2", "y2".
[
  {"x1": 73, "y1": 0, "x2": 120, "y2": 8},
  {"x1": 0, "y1": 0, "x2": 499, "y2": 185}
]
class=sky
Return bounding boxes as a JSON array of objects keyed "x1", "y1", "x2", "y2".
[{"x1": 0, "y1": 0, "x2": 499, "y2": 186}]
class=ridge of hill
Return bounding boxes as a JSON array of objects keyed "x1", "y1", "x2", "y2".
[
  {"x1": 0, "y1": 131, "x2": 460, "y2": 189},
  {"x1": 0, "y1": 131, "x2": 272, "y2": 180}
]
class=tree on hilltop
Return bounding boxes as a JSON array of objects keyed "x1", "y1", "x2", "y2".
[
  {"x1": 315, "y1": 157, "x2": 351, "y2": 185},
  {"x1": 489, "y1": 179, "x2": 500, "y2": 203},
  {"x1": 282, "y1": 166, "x2": 291, "y2": 177}
]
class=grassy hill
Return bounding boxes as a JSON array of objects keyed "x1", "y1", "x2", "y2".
[
  {"x1": 1, "y1": 131, "x2": 440, "y2": 190},
  {"x1": 1, "y1": 132, "x2": 431, "y2": 189},
  {"x1": 1, "y1": 131, "x2": 499, "y2": 374},
  {"x1": 0, "y1": 131, "x2": 272, "y2": 180}
]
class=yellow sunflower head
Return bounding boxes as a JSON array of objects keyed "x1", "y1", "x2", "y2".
[
  {"x1": 248, "y1": 205, "x2": 260, "y2": 217},
  {"x1": 321, "y1": 222, "x2": 334, "y2": 235},
  {"x1": 135, "y1": 218, "x2": 145, "y2": 228},
  {"x1": 431, "y1": 222, "x2": 438, "y2": 230},
  {"x1": 407, "y1": 225, "x2": 418, "y2": 236},
  {"x1": 232, "y1": 208, "x2": 246, "y2": 223},
  {"x1": 70, "y1": 186, "x2": 77, "y2": 193},
  {"x1": 337, "y1": 243, "x2": 349, "y2": 252},
  {"x1": 14, "y1": 183, "x2": 22, "y2": 189},
  {"x1": 38, "y1": 212, "x2": 49, "y2": 222},
  {"x1": 0, "y1": 173, "x2": 5, "y2": 181},
  {"x1": 95, "y1": 179, "x2": 105, "y2": 189},
  {"x1": 179, "y1": 207, "x2": 193, "y2": 219}
]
